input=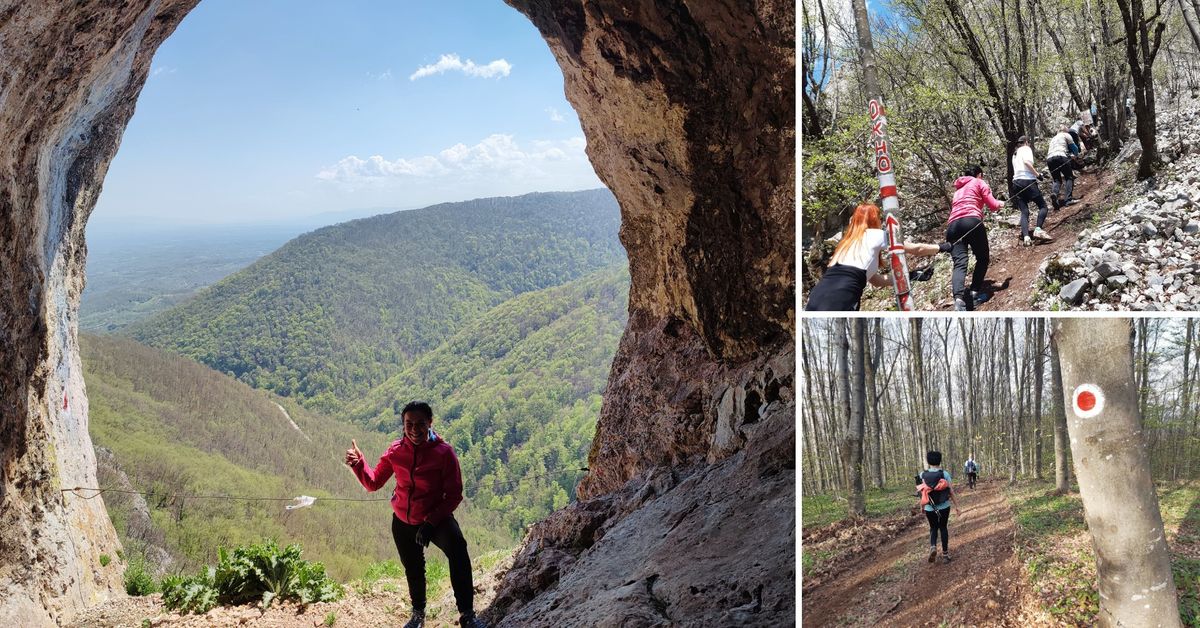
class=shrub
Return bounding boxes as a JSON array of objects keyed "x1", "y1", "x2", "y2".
[
  {"x1": 123, "y1": 558, "x2": 157, "y2": 596},
  {"x1": 99, "y1": 554, "x2": 111, "y2": 567},
  {"x1": 161, "y1": 540, "x2": 343, "y2": 614}
]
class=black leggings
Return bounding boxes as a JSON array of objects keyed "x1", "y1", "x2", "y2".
[
  {"x1": 946, "y1": 217, "x2": 988, "y2": 301},
  {"x1": 1012, "y1": 180, "x2": 1048, "y2": 239},
  {"x1": 392, "y1": 514, "x2": 475, "y2": 615},
  {"x1": 925, "y1": 507, "x2": 950, "y2": 552}
]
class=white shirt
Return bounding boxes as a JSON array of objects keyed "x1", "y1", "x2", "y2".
[
  {"x1": 1012, "y1": 145, "x2": 1036, "y2": 181},
  {"x1": 1048, "y1": 132, "x2": 1073, "y2": 158},
  {"x1": 831, "y1": 228, "x2": 887, "y2": 275}
]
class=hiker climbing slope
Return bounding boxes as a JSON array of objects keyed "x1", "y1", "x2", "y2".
[
  {"x1": 805, "y1": 203, "x2": 940, "y2": 311},
  {"x1": 945, "y1": 165, "x2": 1002, "y2": 310},
  {"x1": 1010, "y1": 136, "x2": 1053, "y2": 246},
  {"x1": 1046, "y1": 126, "x2": 1078, "y2": 210},
  {"x1": 915, "y1": 450, "x2": 962, "y2": 564}
]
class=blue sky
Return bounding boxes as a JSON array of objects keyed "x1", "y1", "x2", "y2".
[{"x1": 92, "y1": 0, "x2": 603, "y2": 227}]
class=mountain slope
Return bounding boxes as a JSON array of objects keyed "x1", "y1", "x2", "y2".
[
  {"x1": 81, "y1": 334, "x2": 514, "y2": 581},
  {"x1": 125, "y1": 189, "x2": 624, "y2": 411},
  {"x1": 347, "y1": 264, "x2": 630, "y2": 533}
]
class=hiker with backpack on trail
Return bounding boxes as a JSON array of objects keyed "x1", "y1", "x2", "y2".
[
  {"x1": 946, "y1": 164, "x2": 1003, "y2": 311},
  {"x1": 914, "y1": 451, "x2": 962, "y2": 564},
  {"x1": 964, "y1": 455, "x2": 980, "y2": 489},
  {"x1": 1046, "y1": 126, "x2": 1079, "y2": 210},
  {"x1": 345, "y1": 401, "x2": 488, "y2": 628},
  {"x1": 1011, "y1": 136, "x2": 1053, "y2": 247},
  {"x1": 805, "y1": 203, "x2": 941, "y2": 311}
]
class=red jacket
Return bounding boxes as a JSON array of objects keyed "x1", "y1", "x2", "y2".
[{"x1": 351, "y1": 433, "x2": 463, "y2": 525}]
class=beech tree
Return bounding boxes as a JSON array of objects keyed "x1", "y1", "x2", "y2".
[{"x1": 1053, "y1": 319, "x2": 1181, "y2": 626}]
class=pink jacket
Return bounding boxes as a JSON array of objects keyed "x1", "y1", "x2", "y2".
[
  {"x1": 351, "y1": 434, "x2": 464, "y2": 525},
  {"x1": 948, "y1": 176, "x2": 1003, "y2": 224}
]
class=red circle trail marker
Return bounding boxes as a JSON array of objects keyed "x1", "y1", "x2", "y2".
[{"x1": 1072, "y1": 384, "x2": 1104, "y2": 419}]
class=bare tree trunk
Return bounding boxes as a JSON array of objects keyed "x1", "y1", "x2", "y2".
[
  {"x1": 1054, "y1": 319, "x2": 1182, "y2": 627},
  {"x1": 868, "y1": 319, "x2": 885, "y2": 488},
  {"x1": 1114, "y1": 0, "x2": 1168, "y2": 178},
  {"x1": 1051, "y1": 331, "x2": 1071, "y2": 493},
  {"x1": 1033, "y1": 318, "x2": 1045, "y2": 480},
  {"x1": 1006, "y1": 319, "x2": 1017, "y2": 482},
  {"x1": 846, "y1": 320, "x2": 867, "y2": 516},
  {"x1": 1180, "y1": 0, "x2": 1200, "y2": 54}
]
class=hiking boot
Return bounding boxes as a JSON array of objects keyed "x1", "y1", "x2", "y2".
[
  {"x1": 1023, "y1": 236, "x2": 1032, "y2": 247},
  {"x1": 1050, "y1": 195, "x2": 1060, "y2": 210},
  {"x1": 1033, "y1": 227, "x2": 1054, "y2": 241},
  {"x1": 459, "y1": 613, "x2": 489, "y2": 628},
  {"x1": 973, "y1": 292, "x2": 991, "y2": 307},
  {"x1": 928, "y1": 546, "x2": 938, "y2": 563},
  {"x1": 942, "y1": 553, "x2": 953, "y2": 564},
  {"x1": 954, "y1": 297, "x2": 969, "y2": 311},
  {"x1": 403, "y1": 611, "x2": 426, "y2": 628}
]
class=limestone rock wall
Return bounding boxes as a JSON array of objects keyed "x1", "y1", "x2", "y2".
[
  {"x1": 0, "y1": 2, "x2": 198, "y2": 625},
  {"x1": 505, "y1": 0, "x2": 795, "y2": 500}
]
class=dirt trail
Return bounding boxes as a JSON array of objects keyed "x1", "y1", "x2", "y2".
[
  {"x1": 802, "y1": 480, "x2": 1049, "y2": 627},
  {"x1": 970, "y1": 168, "x2": 1118, "y2": 311}
]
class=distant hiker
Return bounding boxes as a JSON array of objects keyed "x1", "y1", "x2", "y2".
[
  {"x1": 345, "y1": 401, "x2": 488, "y2": 628},
  {"x1": 914, "y1": 450, "x2": 962, "y2": 564},
  {"x1": 946, "y1": 165, "x2": 1003, "y2": 311},
  {"x1": 964, "y1": 455, "x2": 980, "y2": 489},
  {"x1": 1046, "y1": 126, "x2": 1078, "y2": 209},
  {"x1": 1126, "y1": 96, "x2": 1134, "y2": 119},
  {"x1": 805, "y1": 203, "x2": 940, "y2": 311},
  {"x1": 1011, "y1": 136, "x2": 1052, "y2": 246}
]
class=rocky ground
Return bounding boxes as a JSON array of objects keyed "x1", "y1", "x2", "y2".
[
  {"x1": 64, "y1": 554, "x2": 513, "y2": 628},
  {"x1": 1039, "y1": 102, "x2": 1200, "y2": 310}
]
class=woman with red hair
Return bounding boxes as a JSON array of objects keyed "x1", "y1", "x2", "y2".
[{"x1": 805, "y1": 203, "x2": 939, "y2": 311}]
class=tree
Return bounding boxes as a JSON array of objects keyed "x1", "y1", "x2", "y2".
[
  {"x1": 1049, "y1": 332, "x2": 1071, "y2": 494},
  {"x1": 1114, "y1": 0, "x2": 1169, "y2": 178},
  {"x1": 844, "y1": 320, "x2": 868, "y2": 517},
  {"x1": 1053, "y1": 319, "x2": 1181, "y2": 626}
]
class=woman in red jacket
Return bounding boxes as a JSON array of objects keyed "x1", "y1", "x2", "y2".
[{"x1": 345, "y1": 401, "x2": 486, "y2": 628}]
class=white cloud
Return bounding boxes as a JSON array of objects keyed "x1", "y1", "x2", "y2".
[
  {"x1": 151, "y1": 66, "x2": 177, "y2": 77},
  {"x1": 368, "y1": 69, "x2": 393, "y2": 81},
  {"x1": 546, "y1": 107, "x2": 565, "y2": 122},
  {"x1": 316, "y1": 134, "x2": 592, "y2": 187},
  {"x1": 409, "y1": 54, "x2": 512, "y2": 81}
]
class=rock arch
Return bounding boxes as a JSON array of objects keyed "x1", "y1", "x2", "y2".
[{"x1": 0, "y1": 1, "x2": 794, "y2": 625}]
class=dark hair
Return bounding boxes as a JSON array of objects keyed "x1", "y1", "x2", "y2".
[
  {"x1": 926, "y1": 450, "x2": 943, "y2": 466},
  {"x1": 401, "y1": 401, "x2": 433, "y2": 422},
  {"x1": 963, "y1": 164, "x2": 983, "y2": 177},
  {"x1": 1016, "y1": 135, "x2": 1029, "y2": 146}
]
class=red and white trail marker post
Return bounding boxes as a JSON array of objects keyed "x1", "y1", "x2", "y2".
[{"x1": 853, "y1": 0, "x2": 912, "y2": 310}]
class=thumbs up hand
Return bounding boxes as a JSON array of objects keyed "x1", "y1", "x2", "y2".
[{"x1": 345, "y1": 439, "x2": 363, "y2": 467}]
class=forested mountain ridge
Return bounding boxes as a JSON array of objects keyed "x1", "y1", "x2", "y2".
[
  {"x1": 347, "y1": 264, "x2": 631, "y2": 532},
  {"x1": 124, "y1": 189, "x2": 623, "y2": 411}
]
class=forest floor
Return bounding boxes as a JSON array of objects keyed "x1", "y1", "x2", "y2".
[{"x1": 801, "y1": 479, "x2": 1056, "y2": 627}]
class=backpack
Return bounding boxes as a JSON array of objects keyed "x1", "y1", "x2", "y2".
[
  {"x1": 918, "y1": 470, "x2": 950, "y2": 507},
  {"x1": 966, "y1": 460, "x2": 977, "y2": 473}
]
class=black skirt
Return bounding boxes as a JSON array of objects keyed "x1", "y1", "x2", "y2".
[{"x1": 806, "y1": 264, "x2": 868, "y2": 311}]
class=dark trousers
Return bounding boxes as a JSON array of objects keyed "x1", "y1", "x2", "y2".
[
  {"x1": 925, "y1": 507, "x2": 951, "y2": 552},
  {"x1": 1012, "y1": 179, "x2": 1048, "y2": 239},
  {"x1": 946, "y1": 217, "x2": 988, "y2": 301},
  {"x1": 1047, "y1": 155, "x2": 1074, "y2": 203},
  {"x1": 392, "y1": 514, "x2": 475, "y2": 615}
]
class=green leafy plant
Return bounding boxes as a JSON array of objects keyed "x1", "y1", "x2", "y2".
[
  {"x1": 123, "y1": 558, "x2": 157, "y2": 596},
  {"x1": 161, "y1": 540, "x2": 343, "y2": 614},
  {"x1": 99, "y1": 554, "x2": 111, "y2": 567},
  {"x1": 323, "y1": 611, "x2": 337, "y2": 626}
]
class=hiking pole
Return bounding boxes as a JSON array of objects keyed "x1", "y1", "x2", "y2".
[{"x1": 852, "y1": 0, "x2": 912, "y2": 311}]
